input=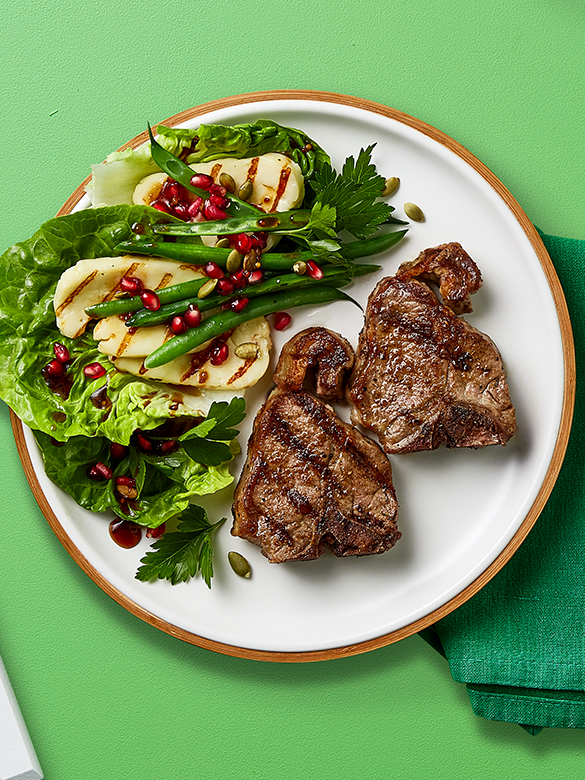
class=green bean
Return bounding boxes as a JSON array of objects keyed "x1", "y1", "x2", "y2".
[
  {"x1": 143, "y1": 286, "x2": 359, "y2": 369},
  {"x1": 152, "y1": 210, "x2": 310, "y2": 238},
  {"x1": 341, "y1": 230, "x2": 408, "y2": 259},
  {"x1": 126, "y1": 264, "x2": 380, "y2": 328},
  {"x1": 85, "y1": 277, "x2": 208, "y2": 319},
  {"x1": 148, "y1": 125, "x2": 257, "y2": 217},
  {"x1": 114, "y1": 239, "x2": 232, "y2": 264}
]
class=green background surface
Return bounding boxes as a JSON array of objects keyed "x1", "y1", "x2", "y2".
[{"x1": 1, "y1": 1, "x2": 585, "y2": 777}]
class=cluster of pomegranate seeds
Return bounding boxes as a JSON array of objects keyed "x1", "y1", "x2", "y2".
[
  {"x1": 229, "y1": 232, "x2": 267, "y2": 254},
  {"x1": 150, "y1": 175, "x2": 233, "y2": 223},
  {"x1": 43, "y1": 342, "x2": 71, "y2": 378},
  {"x1": 274, "y1": 312, "x2": 292, "y2": 331}
]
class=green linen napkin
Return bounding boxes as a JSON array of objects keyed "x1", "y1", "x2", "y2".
[{"x1": 420, "y1": 230, "x2": 584, "y2": 734}]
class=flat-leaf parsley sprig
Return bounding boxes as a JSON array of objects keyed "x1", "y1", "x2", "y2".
[{"x1": 136, "y1": 505, "x2": 224, "y2": 588}]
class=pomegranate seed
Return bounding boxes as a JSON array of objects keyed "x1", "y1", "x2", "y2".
[
  {"x1": 252, "y1": 232, "x2": 268, "y2": 248},
  {"x1": 116, "y1": 475, "x2": 136, "y2": 488},
  {"x1": 187, "y1": 197, "x2": 203, "y2": 217},
  {"x1": 45, "y1": 359, "x2": 65, "y2": 377},
  {"x1": 203, "y1": 201, "x2": 227, "y2": 221},
  {"x1": 120, "y1": 276, "x2": 143, "y2": 295},
  {"x1": 53, "y1": 342, "x2": 70, "y2": 363},
  {"x1": 83, "y1": 362, "x2": 106, "y2": 379},
  {"x1": 170, "y1": 315, "x2": 187, "y2": 334},
  {"x1": 273, "y1": 312, "x2": 292, "y2": 331},
  {"x1": 109, "y1": 518, "x2": 142, "y2": 549},
  {"x1": 146, "y1": 523, "x2": 166, "y2": 539},
  {"x1": 173, "y1": 203, "x2": 190, "y2": 220},
  {"x1": 190, "y1": 173, "x2": 214, "y2": 190},
  {"x1": 161, "y1": 179, "x2": 182, "y2": 199},
  {"x1": 230, "y1": 270, "x2": 247, "y2": 289},
  {"x1": 87, "y1": 466, "x2": 102, "y2": 481},
  {"x1": 151, "y1": 198, "x2": 173, "y2": 214},
  {"x1": 210, "y1": 343, "x2": 229, "y2": 366},
  {"x1": 184, "y1": 304, "x2": 201, "y2": 327},
  {"x1": 230, "y1": 297, "x2": 249, "y2": 312},
  {"x1": 140, "y1": 289, "x2": 160, "y2": 311},
  {"x1": 248, "y1": 269, "x2": 264, "y2": 285},
  {"x1": 235, "y1": 233, "x2": 252, "y2": 254},
  {"x1": 203, "y1": 261, "x2": 224, "y2": 279},
  {"x1": 137, "y1": 434, "x2": 153, "y2": 453},
  {"x1": 209, "y1": 183, "x2": 227, "y2": 197},
  {"x1": 110, "y1": 442, "x2": 128, "y2": 459},
  {"x1": 160, "y1": 440, "x2": 177, "y2": 454},
  {"x1": 94, "y1": 461, "x2": 113, "y2": 480},
  {"x1": 306, "y1": 260, "x2": 324, "y2": 280},
  {"x1": 209, "y1": 193, "x2": 230, "y2": 210},
  {"x1": 217, "y1": 278, "x2": 235, "y2": 296}
]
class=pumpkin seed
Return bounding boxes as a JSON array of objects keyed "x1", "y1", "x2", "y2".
[
  {"x1": 238, "y1": 179, "x2": 254, "y2": 202},
  {"x1": 219, "y1": 172, "x2": 236, "y2": 193},
  {"x1": 228, "y1": 551, "x2": 251, "y2": 578},
  {"x1": 226, "y1": 249, "x2": 243, "y2": 273},
  {"x1": 293, "y1": 260, "x2": 307, "y2": 275},
  {"x1": 197, "y1": 278, "x2": 218, "y2": 298},
  {"x1": 215, "y1": 237, "x2": 231, "y2": 248},
  {"x1": 404, "y1": 202, "x2": 425, "y2": 222},
  {"x1": 234, "y1": 342, "x2": 259, "y2": 360},
  {"x1": 382, "y1": 176, "x2": 400, "y2": 197}
]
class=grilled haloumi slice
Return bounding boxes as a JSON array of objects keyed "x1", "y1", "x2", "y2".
[
  {"x1": 110, "y1": 317, "x2": 271, "y2": 390},
  {"x1": 54, "y1": 255, "x2": 205, "y2": 339},
  {"x1": 133, "y1": 153, "x2": 304, "y2": 214}
]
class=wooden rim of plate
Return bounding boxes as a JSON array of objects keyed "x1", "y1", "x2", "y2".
[{"x1": 12, "y1": 89, "x2": 576, "y2": 662}]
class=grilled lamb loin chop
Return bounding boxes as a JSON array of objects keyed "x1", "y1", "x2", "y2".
[
  {"x1": 232, "y1": 327, "x2": 400, "y2": 563},
  {"x1": 347, "y1": 243, "x2": 516, "y2": 454}
]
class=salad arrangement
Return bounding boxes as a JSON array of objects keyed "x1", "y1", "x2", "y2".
[{"x1": 0, "y1": 116, "x2": 407, "y2": 587}]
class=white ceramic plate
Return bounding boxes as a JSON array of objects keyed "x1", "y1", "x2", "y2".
[{"x1": 15, "y1": 92, "x2": 574, "y2": 660}]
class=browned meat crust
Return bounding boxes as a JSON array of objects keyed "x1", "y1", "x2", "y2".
[
  {"x1": 347, "y1": 243, "x2": 516, "y2": 454},
  {"x1": 232, "y1": 328, "x2": 400, "y2": 563}
]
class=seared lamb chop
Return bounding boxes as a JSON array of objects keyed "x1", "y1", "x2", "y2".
[
  {"x1": 347, "y1": 243, "x2": 516, "y2": 454},
  {"x1": 232, "y1": 327, "x2": 400, "y2": 563}
]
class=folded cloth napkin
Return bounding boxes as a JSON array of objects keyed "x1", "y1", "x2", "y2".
[{"x1": 419, "y1": 230, "x2": 584, "y2": 734}]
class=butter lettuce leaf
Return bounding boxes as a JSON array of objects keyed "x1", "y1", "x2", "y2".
[{"x1": 0, "y1": 204, "x2": 231, "y2": 443}]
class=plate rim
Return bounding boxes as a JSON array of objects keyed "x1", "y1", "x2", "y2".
[{"x1": 12, "y1": 89, "x2": 576, "y2": 662}]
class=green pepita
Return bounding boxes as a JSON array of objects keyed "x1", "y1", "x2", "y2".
[
  {"x1": 226, "y1": 249, "x2": 243, "y2": 274},
  {"x1": 293, "y1": 260, "x2": 307, "y2": 275},
  {"x1": 404, "y1": 202, "x2": 425, "y2": 222},
  {"x1": 215, "y1": 237, "x2": 231, "y2": 248},
  {"x1": 228, "y1": 551, "x2": 251, "y2": 578},
  {"x1": 238, "y1": 179, "x2": 254, "y2": 202},
  {"x1": 234, "y1": 342, "x2": 259, "y2": 360},
  {"x1": 197, "y1": 278, "x2": 218, "y2": 298},
  {"x1": 382, "y1": 176, "x2": 400, "y2": 197},
  {"x1": 219, "y1": 172, "x2": 236, "y2": 193}
]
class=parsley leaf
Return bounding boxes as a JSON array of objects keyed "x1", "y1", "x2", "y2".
[
  {"x1": 181, "y1": 437, "x2": 233, "y2": 466},
  {"x1": 136, "y1": 505, "x2": 225, "y2": 587},
  {"x1": 204, "y1": 397, "x2": 246, "y2": 441},
  {"x1": 312, "y1": 145, "x2": 391, "y2": 239}
]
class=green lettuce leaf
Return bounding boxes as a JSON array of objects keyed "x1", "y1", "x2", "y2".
[
  {"x1": 88, "y1": 120, "x2": 330, "y2": 207},
  {"x1": 34, "y1": 430, "x2": 234, "y2": 529},
  {"x1": 0, "y1": 204, "x2": 235, "y2": 443}
]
